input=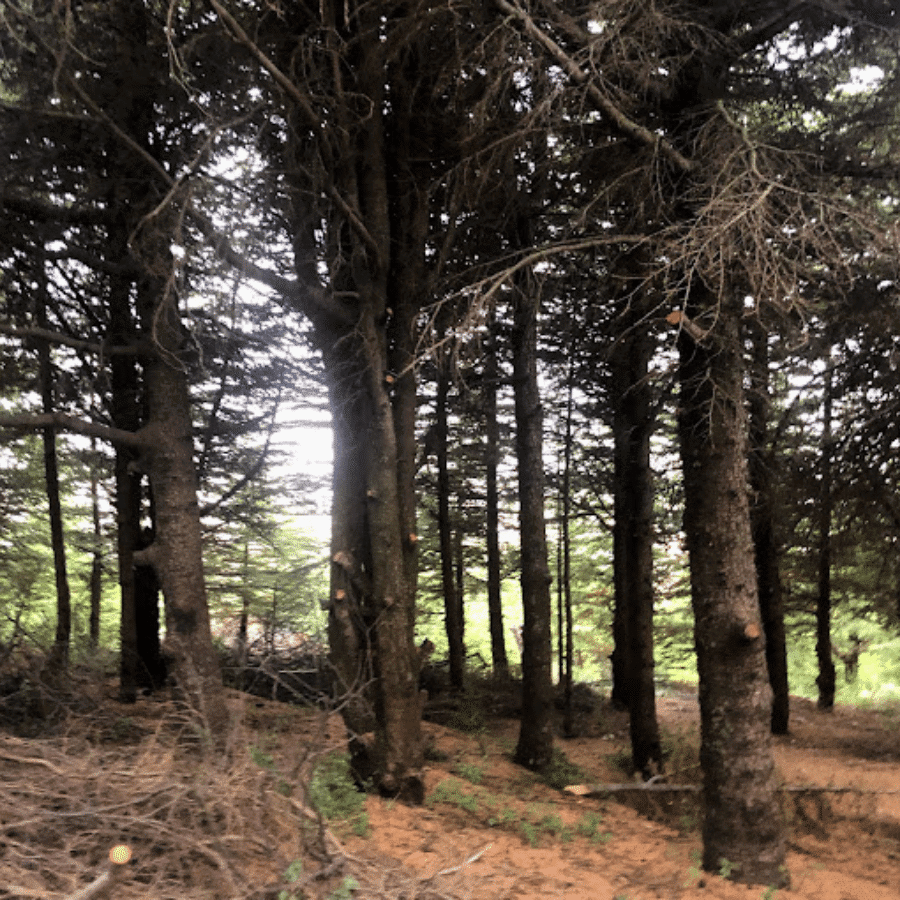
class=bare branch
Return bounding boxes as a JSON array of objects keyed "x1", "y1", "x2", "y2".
[
  {"x1": 0, "y1": 412, "x2": 146, "y2": 451},
  {"x1": 206, "y1": 0, "x2": 322, "y2": 130},
  {"x1": 0, "y1": 323, "x2": 142, "y2": 356},
  {"x1": 494, "y1": 0, "x2": 696, "y2": 173}
]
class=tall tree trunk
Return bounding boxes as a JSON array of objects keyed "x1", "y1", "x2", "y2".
[
  {"x1": 484, "y1": 323, "x2": 509, "y2": 679},
  {"x1": 747, "y1": 323, "x2": 790, "y2": 734},
  {"x1": 559, "y1": 361, "x2": 575, "y2": 737},
  {"x1": 134, "y1": 270, "x2": 228, "y2": 735},
  {"x1": 511, "y1": 279, "x2": 555, "y2": 772},
  {"x1": 298, "y1": 6, "x2": 424, "y2": 800},
  {"x1": 37, "y1": 269, "x2": 71, "y2": 678},
  {"x1": 677, "y1": 289, "x2": 788, "y2": 888},
  {"x1": 816, "y1": 366, "x2": 836, "y2": 711},
  {"x1": 88, "y1": 439, "x2": 103, "y2": 651},
  {"x1": 436, "y1": 365, "x2": 465, "y2": 690},
  {"x1": 610, "y1": 281, "x2": 661, "y2": 777}
]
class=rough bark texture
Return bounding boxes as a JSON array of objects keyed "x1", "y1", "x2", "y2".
[
  {"x1": 610, "y1": 298, "x2": 662, "y2": 777},
  {"x1": 280, "y1": 1, "x2": 426, "y2": 800},
  {"x1": 747, "y1": 324, "x2": 790, "y2": 734},
  {"x1": 137, "y1": 277, "x2": 229, "y2": 737},
  {"x1": 677, "y1": 290, "x2": 788, "y2": 888},
  {"x1": 511, "y1": 282, "x2": 554, "y2": 773}
]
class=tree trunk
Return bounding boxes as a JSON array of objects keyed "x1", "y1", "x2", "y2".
[
  {"x1": 484, "y1": 322, "x2": 509, "y2": 680},
  {"x1": 37, "y1": 274, "x2": 71, "y2": 678},
  {"x1": 135, "y1": 273, "x2": 228, "y2": 736},
  {"x1": 559, "y1": 362, "x2": 575, "y2": 737},
  {"x1": 611, "y1": 296, "x2": 662, "y2": 777},
  {"x1": 294, "y1": 6, "x2": 424, "y2": 800},
  {"x1": 436, "y1": 365, "x2": 465, "y2": 690},
  {"x1": 88, "y1": 438, "x2": 103, "y2": 652},
  {"x1": 747, "y1": 323, "x2": 790, "y2": 734},
  {"x1": 511, "y1": 280, "x2": 555, "y2": 773},
  {"x1": 816, "y1": 367, "x2": 836, "y2": 711},
  {"x1": 677, "y1": 289, "x2": 788, "y2": 888}
]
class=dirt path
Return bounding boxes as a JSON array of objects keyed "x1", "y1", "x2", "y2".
[{"x1": 344, "y1": 694, "x2": 900, "y2": 899}]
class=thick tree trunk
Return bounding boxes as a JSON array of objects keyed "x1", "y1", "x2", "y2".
[
  {"x1": 747, "y1": 323, "x2": 790, "y2": 734},
  {"x1": 484, "y1": 324, "x2": 509, "y2": 680},
  {"x1": 816, "y1": 368, "x2": 836, "y2": 711},
  {"x1": 134, "y1": 277, "x2": 228, "y2": 736},
  {"x1": 677, "y1": 289, "x2": 788, "y2": 888},
  {"x1": 611, "y1": 299, "x2": 662, "y2": 777},
  {"x1": 436, "y1": 367, "x2": 465, "y2": 690},
  {"x1": 511, "y1": 283, "x2": 555, "y2": 772}
]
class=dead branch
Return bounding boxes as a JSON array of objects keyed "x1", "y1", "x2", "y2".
[
  {"x1": 0, "y1": 412, "x2": 146, "y2": 450},
  {"x1": 494, "y1": 0, "x2": 696, "y2": 173}
]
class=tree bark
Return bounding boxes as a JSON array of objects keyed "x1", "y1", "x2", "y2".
[
  {"x1": 511, "y1": 280, "x2": 555, "y2": 773},
  {"x1": 283, "y1": 3, "x2": 425, "y2": 800},
  {"x1": 816, "y1": 366, "x2": 836, "y2": 711},
  {"x1": 677, "y1": 288, "x2": 788, "y2": 888},
  {"x1": 559, "y1": 360, "x2": 575, "y2": 737},
  {"x1": 436, "y1": 365, "x2": 465, "y2": 691},
  {"x1": 37, "y1": 273, "x2": 71, "y2": 678},
  {"x1": 484, "y1": 322, "x2": 509, "y2": 679},
  {"x1": 747, "y1": 323, "x2": 790, "y2": 734},
  {"x1": 610, "y1": 293, "x2": 662, "y2": 777}
]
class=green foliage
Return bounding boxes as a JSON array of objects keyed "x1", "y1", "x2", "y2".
[
  {"x1": 308, "y1": 754, "x2": 369, "y2": 837},
  {"x1": 427, "y1": 779, "x2": 479, "y2": 813},
  {"x1": 453, "y1": 762, "x2": 484, "y2": 784},
  {"x1": 575, "y1": 811, "x2": 610, "y2": 844},
  {"x1": 718, "y1": 858, "x2": 735, "y2": 878},
  {"x1": 278, "y1": 859, "x2": 304, "y2": 900},
  {"x1": 541, "y1": 748, "x2": 589, "y2": 791},
  {"x1": 327, "y1": 876, "x2": 359, "y2": 900}
]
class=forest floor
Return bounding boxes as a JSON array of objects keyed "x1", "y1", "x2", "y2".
[{"x1": 1, "y1": 671, "x2": 899, "y2": 900}]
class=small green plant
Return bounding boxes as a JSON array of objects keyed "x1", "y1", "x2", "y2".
[
  {"x1": 718, "y1": 858, "x2": 734, "y2": 878},
  {"x1": 541, "y1": 748, "x2": 589, "y2": 791},
  {"x1": 327, "y1": 876, "x2": 359, "y2": 900},
  {"x1": 683, "y1": 849, "x2": 702, "y2": 888},
  {"x1": 575, "y1": 811, "x2": 610, "y2": 843},
  {"x1": 761, "y1": 886, "x2": 778, "y2": 900},
  {"x1": 427, "y1": 779, "x2": 479, "y2": 813},
  {"x1": 308, "y1": 753, "x2": 369, "y2": 837},
  {"x1": 249, "y1": 745, "x2": 276, "y2": 770},
  {"x1": 488, "y1": 806, "x2": 519, "y2": 828},
  {"x1": 521, "y1": 821, "x2": 539, "y2": 847},
  {"x1": 454, "y1": 762, "x2": 484, "y2": 784},
  {"x1": 278, "y1": 859, "x2": 303, "y2": 900}
]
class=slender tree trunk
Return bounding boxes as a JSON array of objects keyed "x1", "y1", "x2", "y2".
[
  {"x1": 816, "y1": 367, "x2": 836, "y2": 711},
  {"x1": 511, "y1": 279, "x2": 555, "y2": 772},
  {"x1": 88, "y1": 438, "x2": 103, "y2": 651},
  {"x1": 560, "y1": 362, "x2": 575, "y2": 737},
  {"x1": 747, "y1": 323, "x2": 790, "y2": 734},
  {"x1": 436, "y1": 365, "x2": 465, "y2": 690},
  {"x1": 37, "y1": 273, "x2": 71, "y2": 678},
  {"x1": 484, "y1": 323, "x2": 509, "y2": 679},
  {"x1": 610, "y1": 282, "x2": 661, "y2": 777},
  {"x1": 677, "y1": 289, "x2": 788, "y2": 888}
]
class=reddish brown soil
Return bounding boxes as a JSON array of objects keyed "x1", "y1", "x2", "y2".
[{"x1": 343, "y1": 694, "x2": 900, "y2": 900}]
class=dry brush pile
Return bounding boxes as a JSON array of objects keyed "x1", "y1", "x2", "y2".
[{"x1": 0, "y1": 667, "x2": 470, "y2": 900}]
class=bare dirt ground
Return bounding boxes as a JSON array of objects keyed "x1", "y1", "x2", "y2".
[
  {"x1": 1, "y1": 678, "x2": 898, "y2": 900},
  {"x1": 342, "y1": 690, "x2": 900, "y2": 900}
]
